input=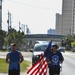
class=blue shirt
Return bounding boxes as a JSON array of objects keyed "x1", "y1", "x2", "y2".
[
  {"x1": 8, "y1": 51, "x2": 20, "y2": 70},
  {"x1": 46, "y1": 51, "x2": 63, "y2": 67}
]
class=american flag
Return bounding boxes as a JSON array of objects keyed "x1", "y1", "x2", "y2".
[{"x1": 27, "y1": 54, "x2": 48, "y2": 75}]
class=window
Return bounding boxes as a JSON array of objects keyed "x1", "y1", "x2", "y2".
[{"x1": 34, "y1": 45, "x2": 48, "y2": 51}]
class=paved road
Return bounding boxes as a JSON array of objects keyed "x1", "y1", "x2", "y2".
[
  {"x1": 60, "y1": 52, "x2": 75, "y2": 75},
  {"x1": 0, "y1": 51, "x2": 75, "y2": 75}
]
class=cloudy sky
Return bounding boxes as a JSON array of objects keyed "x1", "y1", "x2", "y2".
[{"x1": 2, "y1": 0, "x2": 62, "y2": 34}]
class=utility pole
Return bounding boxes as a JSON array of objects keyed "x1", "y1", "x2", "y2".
[
  {"x1": 7, "y1": 11, "x2": 10, "y2": 33},
  {"x1": 22, "y1": 24, "x2": 26, "y2": 34},
  {"x1": 26, "y1": 25, "x2": 30, "y2": 35},
  {"x1": 26, "y1": 25, "x2": 28, "y2": 35},
  {"x1": 19, "y1": 21, "x2": 21, "y2": 32},
  {"x1": 7, "y1": 11, "x2": 12, "y2": 48},
  {"x1": 21, "y1": 24, "x2": 26, "y2": 34},
  {"x1": 0, "y1": 0, "x2": 2, "y2": 30},
  {"x1": 10, "y1": 13, "x2": 12, "y2": 29},
  {"x1": 7, "y1": 11, "x2": 12, "y2": 33}
]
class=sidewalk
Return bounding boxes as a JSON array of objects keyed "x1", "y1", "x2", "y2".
[{"x1": 0, "y1": 72, "x2": 28, "y2": 75}]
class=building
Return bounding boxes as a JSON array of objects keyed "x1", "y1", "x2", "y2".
[
  {"x1": 55, "y1": 13, "x2": 62, "y2": 35},
  {"x1": 47, "y1": 28, "x2": 55, "y2": 34},
  {"x1": 72, "y1": 0, "x2": 75, "y2": 34},
  {"x1": 62, "y1": 0, "x2": 74, "y2": 35},
  {"x1": 0, "y1": 0, "x2": 2, "y2": 30}
]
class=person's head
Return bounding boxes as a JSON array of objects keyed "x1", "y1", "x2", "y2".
[
  {"x1": 11, "y1": 43, "x2": 17, "y2": 52},
  {"x1": 51, "y1": 45, "x2": 58, "y2": 52}
]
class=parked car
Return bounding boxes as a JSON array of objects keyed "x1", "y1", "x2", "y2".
[
  {"x1": 32, "y1": 43, "x2": 49, "y2": 65},
  {"x1": 58, "y1": 46, "x2": 66, "y2": 52}
]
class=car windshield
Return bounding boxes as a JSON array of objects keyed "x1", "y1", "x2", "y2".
[{"x1": 34, "y1": 45, "x2": 48, "y2": 51}]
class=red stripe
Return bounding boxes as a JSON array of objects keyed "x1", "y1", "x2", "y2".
[
  {"x1": 40, "y1": 64, "x2": 48, "y2": 75},
  {"x1": 30, "y1": 64, "x2": 39, "y2": 75},
  {"x1": 39, "y1": 58, "x2": 48, "y2": 75},
  {"x1": 27, "y1": 54, "x2": 48, "y2": 75},
  {"x1": 35, "y1": 55, "x2": 45, "y2": 75},
  {"x1": 27, "y1": 54, "x2": 44, "y2": 74},
  {"x1": 27, "y1": 59, "x2": 40, "y2": 74},
  {"x1": 35, "y1": 55, "x2": 48, "y2": 75}
]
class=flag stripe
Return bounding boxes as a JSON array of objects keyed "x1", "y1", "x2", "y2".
[
  {"x1": 27, "y1": 54, "x2": 48, "y2": 75},
  {"x1": 27, "y1": 59, "x2": 40, "y2": 74},
  {"x1": 39, "y1": 64, "x2": 48, "y2": 75},
  {"x1": 27, "y1": 60, "x2": 40, "y2": 74},
  {"x1": 32, "y1": 55, "x2": 44, "y2": 75},
  {"x1": 29, "y1": 63, "x2": 39, "y2": 75},
  {"x1": 39, "y1": 57, "x2": 48, "y2": 75}
]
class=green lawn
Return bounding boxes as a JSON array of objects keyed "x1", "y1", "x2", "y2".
[
  {"x1": 0, "y1": 49, "x2": 8, "y2": 52},
  {"x1": 0, "y1": 58, "x2": 31, "y2": 73},
  {"x1": 0, "y1": 58, "x2": 8, "y2": 73}
]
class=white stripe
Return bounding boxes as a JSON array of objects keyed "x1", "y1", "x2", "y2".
[
  {"x1": 28, "y1": 55, "x2": 48, "y2": 75},
  {"x1": 28, "y1": 62, "x2": 40, "y2": 75}
]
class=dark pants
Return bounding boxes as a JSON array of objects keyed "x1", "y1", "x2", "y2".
[
  {"x1": 8, "y1": 69, "x2": 20, "y2": 75},
  {"x1": 49, "y1": 66, "x2": 60, "y2": 75}
]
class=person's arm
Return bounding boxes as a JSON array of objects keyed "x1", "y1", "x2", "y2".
[
  {"x1": 6, "y1": 53, "x2": 10, "y2": 63},
  {"x1": 46, "y1": 53, "x2": 51, "y2": 64},
  {"x1": 60, "y1": 53, "x2": 64, "y2": 63},
  {"x1": 19, "y1": 53, "x2": 24, "y2": 63}
]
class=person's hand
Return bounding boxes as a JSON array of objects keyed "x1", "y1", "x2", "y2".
[
  {"x1": 60, "y1": 60, "x2": 63, "y2": 63},
  {"x1": 18, "y1": 61, "x2": 21, "y2": 64},
  {"x1": 47, "y1": 61, "x2": 51, "y2": 64},
  {"x1": 46, "y1": 58, "x2": 51, "y2": 64},
  {"x1": 6, "y1": 61, "x2": 10, "y2": 64}
]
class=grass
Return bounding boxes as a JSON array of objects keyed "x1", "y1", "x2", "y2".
[
  {"x1": 0, "y1": 58, "x2": 31, "y2": 73},
  {"x1": 0, "y1": 58, "x2": 8, "y2": 73},
  {"x1": 0, "y1": 49, "x2": 8, "y2": 52},
  {"x1": 20, "y1": 60, "x2": 31, "y2": 72}
]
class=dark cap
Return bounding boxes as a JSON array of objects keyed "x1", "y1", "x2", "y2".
[
  {"x1": 11, "y1": 43, "x2": 17, "y2": 46},
  {"x1": 52, "y1": 45, "x2": 58, "y2": 49}
]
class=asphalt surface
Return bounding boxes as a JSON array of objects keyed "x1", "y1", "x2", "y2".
[{"x1": 60, "y1": 52, "x2": 75, "y2": 75}]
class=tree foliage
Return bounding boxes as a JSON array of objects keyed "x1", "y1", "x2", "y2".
[
  {"x1": 5, "y1": 29, "x2": 25, "y2": 49},
  {"x1": 0, "y1": 30, "x2": 7, "y2": 49},
  {"x1": 62, "y1": 34, "x2": 75, "y2": 50}
]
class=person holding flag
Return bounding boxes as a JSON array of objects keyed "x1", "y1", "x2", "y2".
[
  {"x1": 44, "y1": 41, "x2": 64, "y2": 75},
  {"x1": 27, "y1": 42, "x2": 51, "y2": 75}
]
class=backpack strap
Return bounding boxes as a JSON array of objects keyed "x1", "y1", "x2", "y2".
[
  {"x1": 50, "y1": 51, "x2": 53, "y2": 59},
  {"x1": 57, "y1": 51, "x2": 64, "y2": 61}
]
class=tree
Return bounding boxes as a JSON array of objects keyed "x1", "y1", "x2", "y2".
[
  {"x1": 64, "y1": 35, "x2": 75, "y2": 50},
  {"x1": 0, "y1": 30, "x2": 7, "y2": 49},
  {"x1": 5, "y1": 28, "x2": 25, "y2": 50}
]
